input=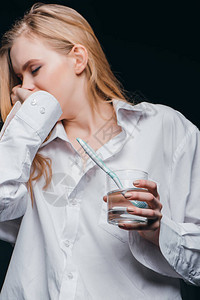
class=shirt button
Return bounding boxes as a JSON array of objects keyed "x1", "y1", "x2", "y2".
[
  {"x1": 39, "y1": 107, "x2": 46, "y2": 114},
  {"x1": 64, "y1": 240, "x2": 71, "y2": 247},
  {"x1": 67, "y1": 272, "x2": 73, "y2": 280},
  {"x1": 31, "y1": 99, "x2": 37, "y2": 106},
  {"x1": 71, "y1": 199, "x2": 78, "y2": 206}
]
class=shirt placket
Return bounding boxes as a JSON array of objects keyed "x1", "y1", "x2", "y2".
[
  {"x1": 59, "y1": 203, "x2": 80, "y2": 300},
  {"x1": 59, "y1": 154, "x2": 84, "y2": 299}
]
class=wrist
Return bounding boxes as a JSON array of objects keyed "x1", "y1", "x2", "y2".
[{"x1": 137, "y1": 227, "x2": 160, "y2": 247}]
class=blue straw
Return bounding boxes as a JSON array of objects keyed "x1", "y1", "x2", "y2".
[
  {"x1": 76, "y1": 138, "x2": 148, "y2": 209},
  {"x1": 76, "y1": 138, "x2": 123, "y2": 189}
]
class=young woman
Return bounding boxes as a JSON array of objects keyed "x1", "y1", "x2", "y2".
[{"x1": 0, "y1": 3, "x2": 199, "y2": 299}]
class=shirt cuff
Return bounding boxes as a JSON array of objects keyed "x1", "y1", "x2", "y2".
[
  {"x1": 159, "y1": 215, "x2": 181, "y2": 269},
  {"x1": 15, "y1": 91, "x2": 63, "y2": 142},
  {"x1": 159, "y1": 215, "x2": 200, "y2": 285}
]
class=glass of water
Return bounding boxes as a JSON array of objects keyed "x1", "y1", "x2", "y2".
[{"x1": 106, "y1": 169, "x2": 149, "y2": 226}]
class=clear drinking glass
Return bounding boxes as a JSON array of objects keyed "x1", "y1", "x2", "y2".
[{"x1": 106, "y1": 169, "x2": 149, "y2": 226}]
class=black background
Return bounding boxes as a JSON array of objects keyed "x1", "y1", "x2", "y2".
[{"x1": 0, "y1": 0, "x2": 200, "y2": 298}]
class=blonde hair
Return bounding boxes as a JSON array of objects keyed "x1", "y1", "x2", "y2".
[{"x1": 0, "y1": 3, "x2": 127, "y2": 204}]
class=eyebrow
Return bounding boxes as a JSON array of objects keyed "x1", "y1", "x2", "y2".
[
  {"x1": 14, "y1": 59, "x2": 40, "y2": 77},
  {"x1": 22, "y1": 59, "x2": 40, "y2": 71}
]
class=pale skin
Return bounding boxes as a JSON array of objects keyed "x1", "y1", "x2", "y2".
[{"x1": 10, "y1": 34, "x2": 162, "y2": 246}]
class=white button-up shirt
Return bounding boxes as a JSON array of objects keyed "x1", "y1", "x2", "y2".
[{"x1": 0, "y1": 91, "x2": 200, "y2": 300}]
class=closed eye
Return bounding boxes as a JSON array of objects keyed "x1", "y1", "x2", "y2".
[{"x1": 31, "y1": 66, "x2": 41, "y2": 75}]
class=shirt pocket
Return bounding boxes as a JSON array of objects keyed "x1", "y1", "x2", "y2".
[{"x1": 98, "y1": 200, "x2": 128, "y2": 244}]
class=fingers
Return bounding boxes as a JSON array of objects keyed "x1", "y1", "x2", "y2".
[
  {"x1": 127, "y1": 205, "x2": 162, "y2": 220},
  {"x1": 134, "y1": 179, "x2": 158, "y2": 197},
  {"x1": 118, "y1": 222, "x2": 147, "y2": 231},
  {"x1": 10, "y1": 85, "x2": 35, "y2": 105},
  {"x1": 17, "y1": 88, "x2": 34, "y2": 102},
  {"x1": 118, "y1": 200, "x2": 162, "y2": 231},
  {"x1": 10, "y1": 85, "x2": 22, "y2": 105},
  {"x1": 118, "y1": 216, "x2": 162, "y2": 231},
  {"x1": 118, "y1": 223, "x2": 158, "y2": 231},
  {"x1": 125, "y1": 190, "x2": 162, "y2": 210},
  {"x1": 123, "y1": 180, "x2": 162, "y2": 231}
]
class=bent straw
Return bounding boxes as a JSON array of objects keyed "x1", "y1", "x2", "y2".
[
  {"x1": 76, "y1": 138, "x2": 123, "y2": 189},
  {"x1": 76, "y1": 138, "x2": 148, "y2": 209}
]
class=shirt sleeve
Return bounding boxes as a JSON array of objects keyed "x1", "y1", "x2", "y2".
[
  {"x1": 129, "y1": 124, "x2": 200, "y2": 286},
  {"x1": 159, "y1": 125, "x2": 200, "y2": 286},
  {"x1": 0, "y1": 91, "x2": 62, "y2": 226}
]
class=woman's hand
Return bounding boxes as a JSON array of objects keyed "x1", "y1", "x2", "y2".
[
  {"x1": 103, "y1": 180, "x2": 162, "y2": 247},
  {"x1": 10, "y1": 85, "x2": 35, "y2": 105}
]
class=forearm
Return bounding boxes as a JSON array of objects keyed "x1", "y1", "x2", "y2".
[{"x1": 0, "y1": 91, "x2": 62, "y2": 221}]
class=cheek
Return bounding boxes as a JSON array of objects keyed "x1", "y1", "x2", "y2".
[
  {"x1": 35, "y1": 60, "x2": 76, "y2": 102},
  {"x1": 46, "y1": 70, "x2": 76, "y2": 103}
]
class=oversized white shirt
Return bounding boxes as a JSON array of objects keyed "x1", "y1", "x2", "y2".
[{"x1": 0, "y1": 91, "x2": 200, "y2": 300}]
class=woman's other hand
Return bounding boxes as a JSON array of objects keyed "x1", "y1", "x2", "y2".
[{"x1": 10, "y1": 85, "x2": 36, "y2": 105}]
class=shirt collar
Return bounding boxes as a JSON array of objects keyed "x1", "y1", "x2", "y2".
[
  {"x1": 112, "y1": 99, "x2": 143, "y2": 133},
  {"x1": 40, "y1": 121, "x2": 69, "y2": 148},
  {"x1": 40, "y1": 99, "x2": 143, "y2": 148},
  {"x1": 113, "y1": 99, "x2": 143, "y2": 114}
]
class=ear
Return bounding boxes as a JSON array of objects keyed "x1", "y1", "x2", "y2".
[{"x1": 71, "y1": 44, "x2": 88, "y2": 75}]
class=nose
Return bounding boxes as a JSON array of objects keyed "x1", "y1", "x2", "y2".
[{"x1": 21, "y1": 75, "x2": 35, "y2": 91}]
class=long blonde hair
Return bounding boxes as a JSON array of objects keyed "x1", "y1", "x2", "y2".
[{"x1": 0, "y1": 3, "x2": 127, "y2": 204}]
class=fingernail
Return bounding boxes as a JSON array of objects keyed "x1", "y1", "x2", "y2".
[
  {"x1": 118, "y1": 224, "x2": 125, "y2": 228},
  {"x1": 124, "y1": 192, "x2": 132, "y2": 198},
  {"x1": 133, "y1": 180, "x2": 140, "y2": 186},
  {"x1": 127, "y1": 207, "x2": 135, "y2": 213}
]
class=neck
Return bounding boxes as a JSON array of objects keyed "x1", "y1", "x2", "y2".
[
  {"x1": 62, "y1": 98, "x2": 115, "y2": 140},
  {"x1": 62, "y1": 97, "x2": 122, "y2": 156}
]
